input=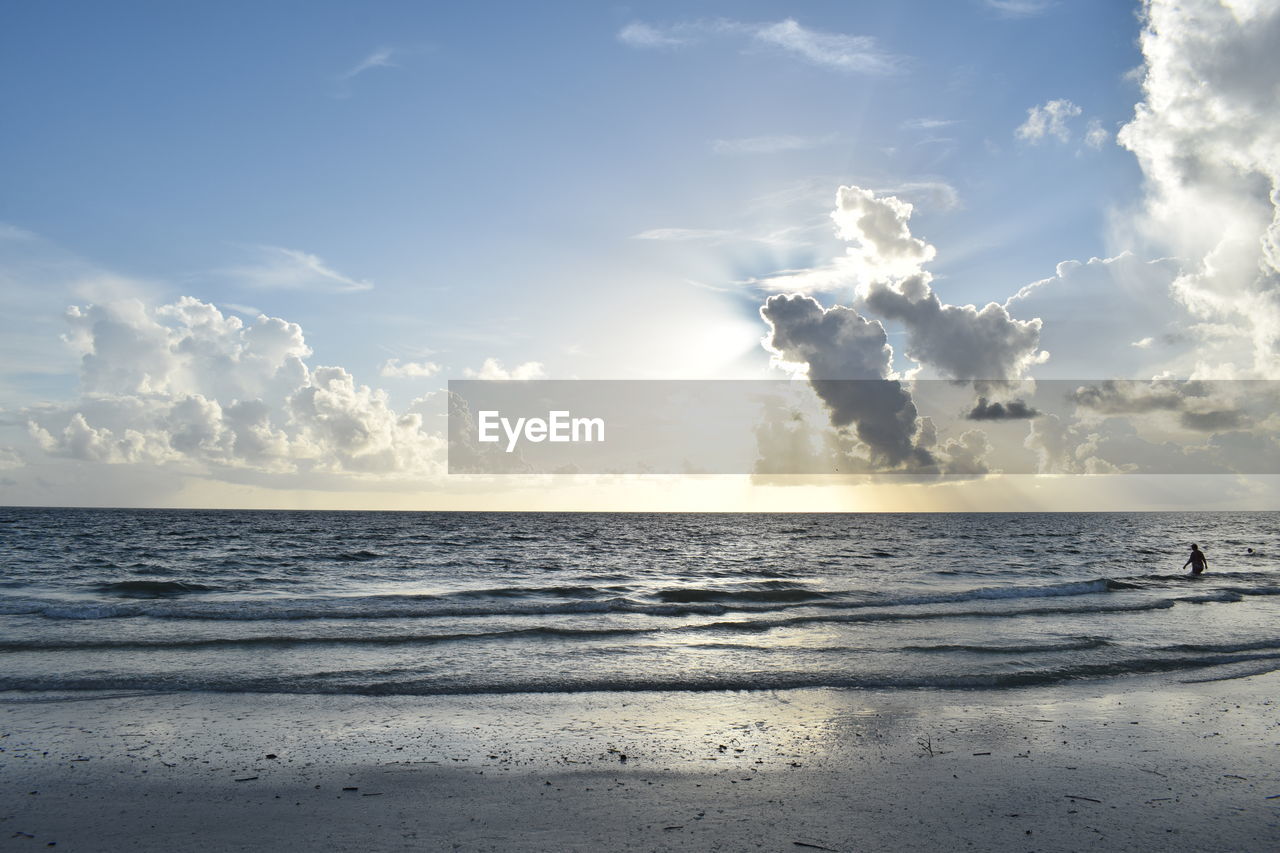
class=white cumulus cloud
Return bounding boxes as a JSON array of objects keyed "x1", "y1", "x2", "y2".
[
  {"x1": 27, "y1": 297, "x2": 443, "y2": 477},
  {"x1": 463, "y1": 358, "x2": 545, "y2": 380},
  {"x1": 831, "y1": 186, "x2": 937, "y2": 277},
  {"x1": 1083, "y1": 118, "x2": 1110, "y2": 149},
  {"x1": 380, "y1": 358, "x2": 440, "y2": 379},
  {"x1": 1005, "y1": 253, "x2": 1188, "y2": 378},
  {"x1": 1016, "y1": 99, "x2": 1082, "y2": 143},
  {"x1": 1116, "y1": 0, "x2": 1280, "y2": 377}
]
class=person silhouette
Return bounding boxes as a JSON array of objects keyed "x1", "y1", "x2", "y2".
[{"x1": 1183, "y1": 543, "x2": 1208, "y2": 575}]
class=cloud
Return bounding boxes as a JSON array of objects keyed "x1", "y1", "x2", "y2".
[
  {"x1": 31, "y1": 411, "x2": 174, "y2": 466},
  {"x1": 1022, "y1": 414, "x2": 1150, "y2": 475},
  {"x1": 934, "y1": 429, "x2": 993, "y2": 476},
  {"x1": 1062, "y1": 380, "x2": 1269, "y2": 433},
  {"x1": 1023, "y1": 413, "x2": 1072, "y2": 473},
  {"x1": 1016, "y1": 99, "x2": 1082, "y2": 143},
  {"x1": 0, "y1": 447, "x2": 22, "y2": 470},
  {"x1": 617, "y1": 21, "x2": 692, "y2": 49},
  {"x1": 1004, "y1": 253, "x2": 1188, "y2": 378},
  {"x1": 0, "y1": 223, "x2": 40, "y2": 242},
  {"x1": 712, "y1": 133, "x2": 838, "y2": 155},
  {"x1": 445, "y1": 391, "x2": 533, "y2": 474},
  {"x1": 618, "y1": 18, "x2": 902, "y2": 75},
  {"x1": 824, "y1": 187, "x2": 1043, "y2": 377},
  {"x1": 632, "y1": 228, "x2": 736, "y2": 243},
  {"x1": 755, "y1": 185, "x2": 1045, "y2": 379},
  {"x1": 222, "y1": 246, "x2": 373, "y2": 293},
  {"x1": 463, "y1": 358, "x2": 545, "y2": 380},
  {"x1": 633, "y1": 225, "x2": 817, "y2": 250},
  {"x1": 755, "y1": 186, "x2": 937, "y2": 292},
  {"x1": 866, "y1": 276, "x2": 1047, "y2": 380},
  {"x1": 62, "y1": 296, "x2": 312, "y2": 400},
  {"x1": 750, "y1": 381, "x2": 997, "y2": 478},
  {"x1": 985, "y1": 0, "x2": 1056, "y2": 16},
  {"x1": 1180, "y1": 409, "x2": 1249, "y2": 431},
  {"x1": 1020, "y1": 411, "x2": 1265, "y2": 476},
  {"x1": 760, "y1": 293, "x2": 895, "y2": 381},
  {"x1": 1014, "y1": 100, "x2": 1109, "y2": 152},
  {"x1": 379, "y1": 358, "x2": 440, "y2": 379},
  {"x1": 333, "y1": 48, "x2": 398, "y2": 98},
  {"x1": 759, "y1": 293, "x2": 931, "y2": 468},
  {"x1": 966, "y1": 397, "x2": 1040, "y2": 420},
  {"x1": 750, "y1": 390, "x2": 842, "y2": 476},
  {"x1": 872, "y1": 181, "x2": 961, "y2": 213},
  {"x1": 26, "y1": 297, "x2": 443, "y2": 476},
  {"x1": 1208, "y1": 428, "x2": 1280, "y2": 473},
  {"x1": 1023, "y1": 413, "x2": 1141, "y2": 474},
  {"x1": 751, "y1": 19, "x2": 900, "y2": 75},
  {"x1": 342, "y1": 48, "x2": 396, "y2": 80},
  {"x1": 219, "y1": 302, "x2": 263, "y2": 317},
  {"x1": 831, "y1": 186, "x2": 937, "y2": 276},
  {"x1": 1116, "y1": 0, "x2": 1280, "y2": 377},
  {"x1": 1083, "y1": 118, "x2": 1110, "y2": 149},
  {"x1": 751, "y1": 184, "x2": 955, "y2": 294},
  {"x1": 901, "y1": 118, "x2": 959, "y2": 131},
  {"x1": 1062, "y1": 380, "x2": 1269, "y2": 441},
  {"x1": 1068, "y1": 380, "x2": 1191, "y2": 414}
]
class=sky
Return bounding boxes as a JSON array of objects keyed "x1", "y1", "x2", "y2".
[{"x1": 1, "y1": 0, "x2": 1278, "y2": 511}]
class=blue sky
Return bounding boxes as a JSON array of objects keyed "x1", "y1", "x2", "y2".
[
  {"x1": 2, "y1": 0, "x2": 1276, "y2": 509},
  {"x1": 2, "y1": 1, "x2": 1143, "y2": 386}
]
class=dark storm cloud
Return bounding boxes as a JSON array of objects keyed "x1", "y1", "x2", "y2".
[
  {"x1": 966, "y1": 397, "x2": 1040, "y2": 421},
  {"x1": 759, "y1": 293, "x2": 932, "y2": 468}
]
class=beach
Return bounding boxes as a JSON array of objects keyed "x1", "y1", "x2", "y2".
[
  {"x1": 4, "y1": 1, "x2": 1279, "y2": 849},
  {"x1": 4, "y1": 671, "x2": 1278, "y2": 851},
  {"x1": 3, "y1": 508, "x2": 1278, "y2": 849}
]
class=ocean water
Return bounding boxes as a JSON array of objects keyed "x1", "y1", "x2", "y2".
[{"x1": 0, "y1": 508, "x2": 1276, "y2": 696}]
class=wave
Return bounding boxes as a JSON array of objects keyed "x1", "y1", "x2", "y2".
[
  {"x1": 334, "y1": 550, "x2": 383, "y2": 562},
  {"x1": 90, "y1": 580, "x2": 222, "y2": 597},
  {"x1": 669, "y1": 578, "x2": 1125, "y2": 610},
  {"x1": 905, "y1": 578, "x2": 1113, "y2": 603},
  {"x1": 1125, "y1": 570, "x2": 1276, "y2": 584},
  {"x1": 686, "y1": 598, "x2": 1179, "y2": 633},
  {"x1": 902, "y1": 637, "x2": 1115, "y2": 654},
  {"x1": 0, "y1": 598, "x2": 1182, "y2": 646},
  {"x1": 3, "y1": 647, "x2": 1279, "y2": 697},
  {"x1": 655, "y1": 586, "x2": 832, "y2": 604},
  {"x1": 450, "y1": 585, "x2": 615, "y2": 600},
  {"x1": 1176, "y1": 591, "x2": 1245, "y2": 604},
  {"x1": 0, "y1": 624, "x2": 647, "y2": 652},
  {"x1": 0, "y1": 594, "x2": 723, "y2": 621},
  {"x1": 4, "y1": 569, "x2": 1262, "y2": 621}
]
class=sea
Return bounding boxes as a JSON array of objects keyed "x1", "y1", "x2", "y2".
[{"x1": 0, "y1": 508, "x2": 1276, "y2": 697}]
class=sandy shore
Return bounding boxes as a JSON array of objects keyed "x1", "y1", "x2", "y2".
[{"x1": 3, "y1": 672, "x2": 1278, "y2": 851}]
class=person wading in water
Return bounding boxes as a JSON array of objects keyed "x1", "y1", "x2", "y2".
[{"x1": 1183, "y1": 543, "x2": 1208, "y2": 575}]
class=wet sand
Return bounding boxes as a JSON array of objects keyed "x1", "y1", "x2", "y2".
[{"x1": 3, "y1": 671, "x2": 1278, "y2": 851}]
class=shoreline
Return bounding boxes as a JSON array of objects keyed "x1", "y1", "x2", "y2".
[{"x1": 3, "y1": 672, "x2": 1278, "y2": 850}]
